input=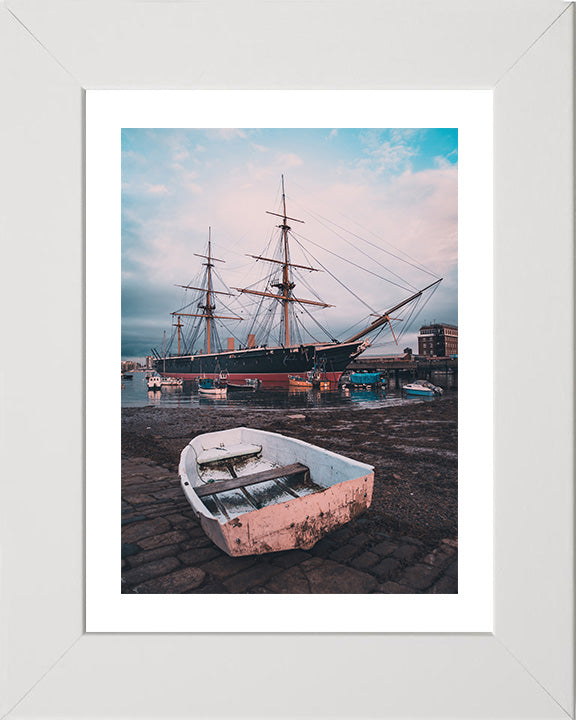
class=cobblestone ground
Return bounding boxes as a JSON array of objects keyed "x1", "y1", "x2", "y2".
[{"x1": 121, "y1": 457, "x2": 458, "y2": 594}]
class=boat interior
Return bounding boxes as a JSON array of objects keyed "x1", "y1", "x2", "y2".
[
  {"x1": 193, "y1": 443, "x2": 324, "y2": 521},
  {"x1": 180, "y1": 427, "x2": 374, "y2": 524}
]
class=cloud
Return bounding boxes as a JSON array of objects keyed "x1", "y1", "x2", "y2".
[
  {"x1": 275, "y1": 152, "x2": 303, "y2": 168},
  {"x1": 215, "y1": 129, "x2": 248, "y2": 141},
  {"x1": 145, "y1": 183, "x2": 170, "y2": 195},
  {"x1": 389, "y1": 128, "x2": 421, "y2": 144}
]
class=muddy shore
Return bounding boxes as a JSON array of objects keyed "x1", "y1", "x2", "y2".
[{"x1": 122, "y1": 396, "x2": 457, "y2": 548}]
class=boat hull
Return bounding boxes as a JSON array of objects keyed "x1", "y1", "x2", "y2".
[
  {"x1": 155, "y1": 341, "x2": 365, "y2": 387},
  {"x1": 179, "y1": 427, "x2": 374, "y2": 556},
  {"x1": 404, "y1": 388, "x2": 435, "y2": 396},
  {"x1": 198, "y1": 474, "x2": 373, "y2": 556},
  {"x1": 288, "y1": 376, "x2": 313, "y2": 389}
]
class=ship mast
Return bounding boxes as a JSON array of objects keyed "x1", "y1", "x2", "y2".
[
  {"x1": 172, "y1": 315, "x2": 183, "y2": 355},
  {"x1": 279, "y1": 177, "x2": 292, "y2": 346},
  {"x1": 233, "y1": 175, "x2": 332, "y2": 347},
  {"x1": 204, "y1": 230, "x2": 214, "y2": 353},
  {"x1": 171, "y1": 228, "x2": 240, "y2": 355}
]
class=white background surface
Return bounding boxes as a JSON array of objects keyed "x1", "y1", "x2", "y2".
[{"x1": 0, "y1": 1, "x2": 573, "y2": 718}]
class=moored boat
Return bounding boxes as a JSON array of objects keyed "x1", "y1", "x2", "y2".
[
  {"x1": 288, "y1": 375, "x2": 313, "y2": 389},
  {"x1": 147, "y1": 373, "x2": 183, "y2": 389},
  {"x1": 403, "y1": 380, "x2": 443, "y2": 397},
  {"x1": 197, "y1": 377, "x2": 227, "y2": 397},
  {"x1": 226, "y1": 378, "x2": 261, "y2": 392},
  {"x1": 179, "y1": 427, "x2": 374, "y2": 556},
  {"x1": 347, "y1": 371, "x2": 385, "y2": 388}
]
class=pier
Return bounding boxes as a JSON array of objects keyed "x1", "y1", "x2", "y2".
[{"x1": 348, "y1": 356, "x2": 458, "y2": 390}]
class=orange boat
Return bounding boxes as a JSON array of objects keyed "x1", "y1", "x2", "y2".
[{"x1": 288, "y1": 375, "x2": 313, "y2": 389}]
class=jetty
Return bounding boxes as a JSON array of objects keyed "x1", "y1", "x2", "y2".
[{"x1": 348, "y1": 355, "x2": 458, "y2": 390}]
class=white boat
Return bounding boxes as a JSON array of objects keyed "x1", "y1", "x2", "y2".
[
  {"x1": 146, "y1": 331, "x2": 184, "y2": 389},
  {"x1": 179, "y1": 427, "x2": 374, "y2": 556},
  {"x1": 197, "y1": 377, "x2": 227, "y2": 397},
  {"x1": 402, "y1": 380, "x2": 443, "y2": 397},
  {"x1": 226, "y1": 378, "x2": 261, "y2": 392},
  {"x1": 147, "y1": 373, "x2": 183, "y2": 389}
]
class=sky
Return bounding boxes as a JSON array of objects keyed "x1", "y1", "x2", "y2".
[{"x1": 122, "y1": 128, "x2": 457, "y2": 359}]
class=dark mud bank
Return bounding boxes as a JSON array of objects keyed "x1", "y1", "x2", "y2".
[{"x1": 122, "y1": 397, "x2": 457, "y2": 546}]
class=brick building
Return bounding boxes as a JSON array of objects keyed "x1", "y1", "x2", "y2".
[{"x1": 418, "y1": 323, "x2": 458, "y2": 357}]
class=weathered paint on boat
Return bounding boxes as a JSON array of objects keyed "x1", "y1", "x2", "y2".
[
  {"x1": 179, "y1": 427, "x2": 374, "y2": 556},
  {"x1": 196, "y1": 476, "x2": 371, "y2": 556}
]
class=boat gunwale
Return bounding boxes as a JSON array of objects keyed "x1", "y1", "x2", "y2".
[{"x1": 179, "y1": 426, "x2": 374, "y2": 524}]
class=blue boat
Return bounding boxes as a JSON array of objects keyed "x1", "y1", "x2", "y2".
[
  {"x1": 349, "y1": 371, "x2": 385, "y2": 387},
  {"x1": 402, "y1": 381, "x2": 443, "y2": 397},
  {"x1": 197, "y1": 377, "x2": 227, "y2": 396}
]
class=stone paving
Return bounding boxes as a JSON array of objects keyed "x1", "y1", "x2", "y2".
[{"x1": 121, "y1": 456, "x2": 458, "y2": 594}]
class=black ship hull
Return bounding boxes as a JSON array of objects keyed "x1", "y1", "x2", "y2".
[{"x1": 154, "y1": 340, "x2": 367, "y2": 387}]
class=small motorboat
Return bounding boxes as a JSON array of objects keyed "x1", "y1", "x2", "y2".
[
  {"x1": 179, "y1": 427, "x2": 374, "y2": 556},
  {"x1": 197, "y1": 377, "x2": 227, "y2": 397},
  {"x1": 288, "y1": 375, "x2": 313, "y2": 389},
  {"x1": 402, "y1": 380, "x2": 443, "y2": 397},
  {"x1": 226, "y1": 378, "x2": 261, "y2": 392},
  {"x1": 121, "y1": 372, "x2": 133, "y2": 380},
  {"x1": 147, "y1": 373, "x2": 183, "y2": 389}
]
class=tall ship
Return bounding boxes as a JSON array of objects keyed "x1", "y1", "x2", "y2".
[{"x1": 152, "y1": 177, "x2": 442, "y2": 387}]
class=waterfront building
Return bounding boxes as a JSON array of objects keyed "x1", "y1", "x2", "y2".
[
  {"x1": 418, "y1": 324, "x2": 458, "y2": 357},
  {"x1": 121, "y1": 360, "x2": 139, "y2": 372}
]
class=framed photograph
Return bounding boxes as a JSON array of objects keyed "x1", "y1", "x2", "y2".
[
  {"x1": 87, "y1": 90, "x2": 491, "y2": 633},
  {"x1": 1, "y1": 1, "x2": 573, "y2": 718}
]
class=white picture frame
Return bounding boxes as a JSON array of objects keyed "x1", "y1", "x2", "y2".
[{"x1": 0, "y1": 1, "x2": 573, "y2": 718}]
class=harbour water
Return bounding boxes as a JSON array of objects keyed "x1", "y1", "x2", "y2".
[{"x1": 121, "y1": 371, "x2": 456, "y2": 409}]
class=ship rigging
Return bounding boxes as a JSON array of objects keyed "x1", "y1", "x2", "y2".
[{"x1": 151, "y1": 176, "x2": 442, "y2": 386}]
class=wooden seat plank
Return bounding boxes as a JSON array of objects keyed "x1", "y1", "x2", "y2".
[{"x1": 195, "y1": 462, "x2": 309, "y2": 498}]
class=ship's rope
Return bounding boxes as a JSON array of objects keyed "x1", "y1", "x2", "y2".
[
  {"x1": 338, "y1": 313, "x2": 374, "y2": 339},
  {"x1": 292, "y1": 204, "x2": 419, "y2": 292},
  {"x1": 287, "y1": 186, "x2": 441, "y2": 280},
  {"x1": 292, "y1": 311, "x2": 323, "y2": 344},
  {"x1": 366, "y1": 281, "x2": 440, "y2": 350},
  {"x1": 295, "y1": 301, "x2": 337, "y2": 342},
  {"x1": 290, "y1": 232, "x2": 378, "y2": 313},
  {"x1": 290, "y1": 228, "x2": 416, "y2": 294}
]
